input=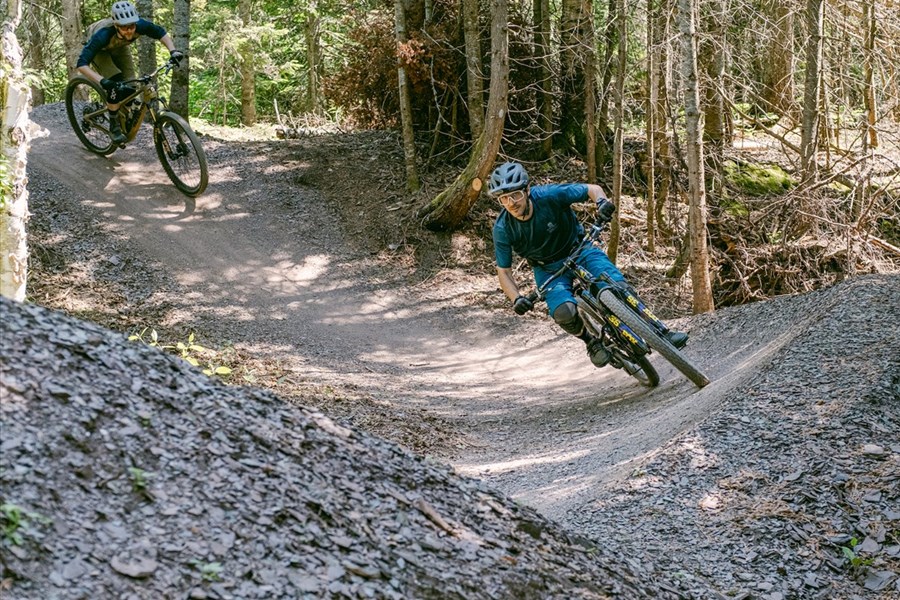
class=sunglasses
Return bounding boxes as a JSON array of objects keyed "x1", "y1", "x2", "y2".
[
  {"x1": 116, "y1": 24, "x2": 137, "y2": 31},
  {"x1": 497, "y1": 190, "x2": 526, "y2": 207}
]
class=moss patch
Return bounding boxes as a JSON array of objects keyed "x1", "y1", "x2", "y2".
[{"x1": 724, "y1": 160, "x2": 795, "y2": 196}]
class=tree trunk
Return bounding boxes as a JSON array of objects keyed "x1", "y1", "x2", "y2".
[
  {"x1": 534, "y1": 0, "x2": 552, "y2": 158},
  {"x1": 608, "y1": 0, "x2": 626, "y2": 263},
  {"x1": 170, "y1": 0, "x2": 191, "y2": 119},
  {"x1": 645, "y1": 0, "x2": 657, "y2": 253},
  {"x1": 585, "y1": 0, "x2": 597, "y2": 182},
  {"x1": 862, "y1": 0, "x2": 877, "y2": 148},
  {"x1": 558, "y1": 0, "x2": 587, "y2": 154},
  {"x1": 416, "y1": 0, "x2": 508, "y2": 231},
  {"x1": 60, "y1": 0, "x2": 84, "y2": 79},
  {"x1": 239, "y1": 0, "x2": 256, "y2": 126},
  {"x1": 699, "y1": 0, "x2": 725, "y2": 149},
  {"x1": 677, "y1": 0, "x2": 714, "y2": 313},
  {"x1": 395, "y1": 0, "x2": 420, "y2": 192},
  {"x1": 761, "y1": 0, "x2": 794, "y2": 118},
  {"x1": 136, "y1": 0, "x2": 156, "y2": 76},
  {"x1": 463, "y1": 0, "x2": 484, "y2": 141},
  {"x1": 306, "y1": 2, "x2": 323, "y2": 116},
  {"x1": 1, "y1": 0, "x2": 30, "y2": 301},
  {"x1": 23, "y1": 0, "x2": 44, "y2": 105},
  {"x1": 653, "y1": 0, "x2": 673, "y2": 242},
  {"x1": 800, "y1": 0, "x2": 824, "y2": 182}
]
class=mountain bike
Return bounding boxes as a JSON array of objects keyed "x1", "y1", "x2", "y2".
[
  {"x1": 64, "y1": 59, "x2": 208, "y2": 197},
  {"x1": 526, "y1": 215, "x2": 710, "y2": 389}
]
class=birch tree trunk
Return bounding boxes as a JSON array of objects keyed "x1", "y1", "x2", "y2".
[
  {"x1": 800, "y1": 0, "x2": 824, "y2": 182},
  {"x1": 169, "y1": 0, "x2": 191, "y2": 119},
  {"x1": 1, "y1": 0, "x2": 30, "y2": 301},
  {"x1": 677, "y1": 0, "x2": 714, "y2": 313},
  {"x1": 239, "y1": 0, "x2": 257, "y2": 126},
  {"x1": 608, "y1": 0, "x2": 626, "y2": 263},
  {"x1": 60, "y1": 0, "x2": 84, "y2": 79},
  {"x1": 463, "y1": 0, "x2": 484, "y2": 141},
  {"x1": 416, "y1": 0, "x2": 509, "y2": 231},
  {"x1": 395, "y1": 0, "x2": 420, "y2": 192}
]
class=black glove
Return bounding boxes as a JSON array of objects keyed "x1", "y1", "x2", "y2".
[
  {"x1": 169, "y1": 50, "x2": 185, "y2": 65},
  {"x1": 596, "y1": 198, "x2": 616, "y2": 221},
  {"x1": 513, "y1": 295, "x2": 534, "y2": 315}
]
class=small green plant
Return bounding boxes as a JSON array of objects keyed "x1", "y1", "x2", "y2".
[
  {"x1": 1, "y1": 503, "x2": 51, "y2": 545},
  {"x1": 127, "y1": 467, "x2": 152, "y2": 492},
  {"x1": 841, "y1": 538, "x2": 874, "y2": 569},
  {"x1": 128, "y1": 327, "x2": 236, "y2": 378},
  {"x1": 196, "y1": 561, "x2": 223, "y2": 581},
  {"x1": 128, "y1": 326, "x2": 162, "y2": 347}
]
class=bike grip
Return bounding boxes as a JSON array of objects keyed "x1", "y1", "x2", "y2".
[{"x1": 526, "y1": 291, "x2": 539, "y2": 303}]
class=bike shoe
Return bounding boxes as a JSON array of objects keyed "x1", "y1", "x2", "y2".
[
  {"x1": 586, "y1": 337, "x2": 610, "y2": 367},
  {"x1": 664, "y1": 330, "x2": 689, "y2": 349},
  {"x1": 108, "y1": 117, "x2": 126, "y2": 145}
]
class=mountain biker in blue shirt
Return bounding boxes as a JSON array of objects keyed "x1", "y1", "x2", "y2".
[
  {"x1": 76, "y1": 1, "x2": 184, "y2": 145},
  {"x1": 490, "y1": 161, "x2": 688, "y2": 368}
]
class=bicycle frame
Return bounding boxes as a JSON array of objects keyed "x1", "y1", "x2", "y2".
[{"x1": 530, "y1": 218, "x2": 668, "y2": 358}]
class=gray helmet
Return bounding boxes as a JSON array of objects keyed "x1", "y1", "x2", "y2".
[
  {"x1": 488, "y1": 162, "x2": 529, "y2": 197},
  {"x1": 111, "y1": 1, "x2": 139, "y2": 25}
]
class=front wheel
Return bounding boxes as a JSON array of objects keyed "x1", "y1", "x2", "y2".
[
  {"x1": 599, "y1": 289, "x2": 710, "y2": 388},
  {"x1": 65, "y1": 77, "x2": 116, "y2": 155},
  {"x1": 579, "y1": 301, "x2": 660, "y2": 388},
  {"x1": 153, "y1": 112, "x2": 208, "y2": 197}
]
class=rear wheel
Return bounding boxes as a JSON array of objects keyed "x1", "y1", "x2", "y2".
[
  {"x1": 153, "y1": 112, "x2": 208, "y2": 197},
  {"x1": 599, "y1": 289, "x2": 710, "y2": 388},
  {"x1": 65, "y1": 78, "x2": 116, "y2": 155},
  {"x1": 579, "y1": 300, "x2": 660, "y2": 387}
]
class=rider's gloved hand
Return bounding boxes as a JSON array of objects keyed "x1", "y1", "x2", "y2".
[
  {"x1": 169, "y1": 50, "x2": 185, "y2": 65},
  {"x1": 596, "y1": 198, "x2": 616, "y2": 221},
  {"x1": 513, "y1": 295, "x2": 534, "y2": 315}
]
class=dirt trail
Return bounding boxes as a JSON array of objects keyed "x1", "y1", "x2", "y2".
[{"x1": 29, "y1": 106, "x2": 798, "y2": 524}]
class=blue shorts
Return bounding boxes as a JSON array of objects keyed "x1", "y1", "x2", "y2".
[{"x1": 533, "y1": 245, "x2": 625, "y2": 316}]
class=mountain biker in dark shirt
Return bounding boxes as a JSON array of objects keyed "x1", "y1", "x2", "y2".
[
  {"x1": 76, "y1": 1, "x2": 184, "y2": 145},
  {"x1": 490, "y1": 161, "x2": 688, "y2": 368}
]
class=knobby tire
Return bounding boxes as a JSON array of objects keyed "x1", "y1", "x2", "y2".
[
  {"x1": 579, "y1": 301, "x2": 660, "y2": 388},
  {"x1": 65, "y1": 78, "x2": 116, "y2": 156},
  {"x1": 598, "y1": 289, "x2": 710, "y2": 388},
  {"x1": 153, "y1": 112, "x2": 208, "y2": 197}
]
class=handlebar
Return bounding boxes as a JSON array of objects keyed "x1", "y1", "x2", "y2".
[{"x1": 120, "y1": 58, "x2": 179, "y2": 87}]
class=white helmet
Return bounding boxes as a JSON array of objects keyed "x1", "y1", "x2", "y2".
[{"x1": 111, "y1": 1, "x2": 139, "y2": 25}]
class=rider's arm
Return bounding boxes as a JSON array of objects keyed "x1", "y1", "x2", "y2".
[
  {"x1": 497, "y1": 267, "x2": 521, "y2": 302},
  {"x1": 159, "y1": 33, "x2": 176, "y2": 53},
  {"x1": 585, "y1": 183, "x2": 608, "y2": 203}
]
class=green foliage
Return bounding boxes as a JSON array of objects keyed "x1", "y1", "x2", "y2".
[
  {"x1": 1, "y1": 503, "x2": 51, "y2": 546},
  {"x1": 841, "y1": 538, "x2": 874, "y2": 569},
  {"x1": 723, "y1": 160, "x2": 795, "y2": 197},
  {"x1": 191, "y1": 559, "x2": 224, "y2": 581},
  {"x1": 128, "y1": 327, "x2": 234, "y2": 379},
  {"x1": 127, "y1": 466, "x2": 152, "y2": 492}
]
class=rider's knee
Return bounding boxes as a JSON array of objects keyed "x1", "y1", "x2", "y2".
[{"x1": 552, "y1": 302, "x2": 583, "y2": 335}]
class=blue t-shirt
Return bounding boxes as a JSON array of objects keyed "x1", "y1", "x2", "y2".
[
  {"x1": 77, "y1": 18, "x2": 167, "y2": 68},
  {"x1": 492, "y1": 183, "x2": 589, "y2": 268}
]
